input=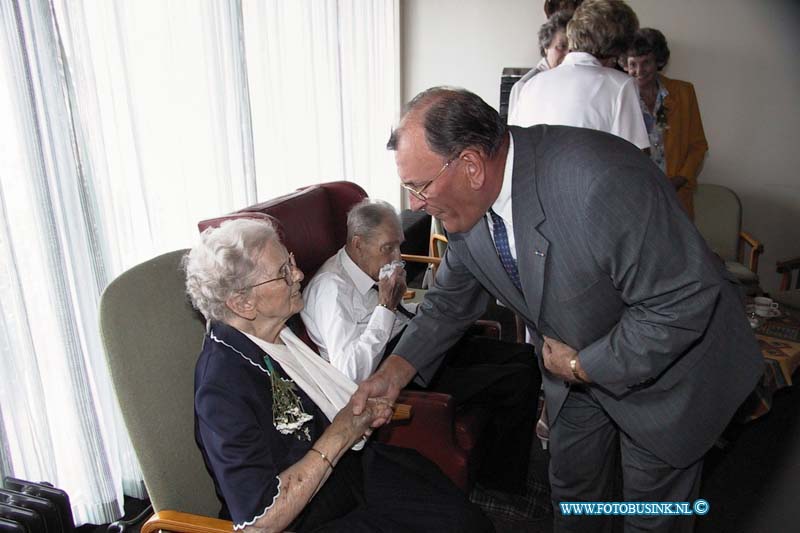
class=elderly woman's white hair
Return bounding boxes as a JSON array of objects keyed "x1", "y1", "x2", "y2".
[{"x1": 184, "y1": 217, "x2": 279, "y2": 322}]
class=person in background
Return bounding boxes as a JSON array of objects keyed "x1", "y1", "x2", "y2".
[
  {"x1": 302, "y1": 198, "x2": 540, "y2": 497},
  {"x1": 623, "y1": 28, "x2": 709, "y2": 220},
  {"x1": 186, "y1": 217, "x2": 492, "y2": 533},
  {"x1": 509, "y1": 0, "x2": 648, "y2": 151},
  {"x1": 508, "y1": 10, "x2": 573, "y2": 118}
]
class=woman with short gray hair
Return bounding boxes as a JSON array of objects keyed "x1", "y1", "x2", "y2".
[{"x1": 185, "y1": 217, "x2": 491, "y2": 533}]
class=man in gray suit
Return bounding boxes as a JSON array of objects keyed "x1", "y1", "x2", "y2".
[{"x1": 352, "y1": 87, "x2": 763, "y2": 531}]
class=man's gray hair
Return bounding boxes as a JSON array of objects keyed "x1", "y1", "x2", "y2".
[
  {"x1": 183, "y1": 217, "x2": 279, "y2": 322},
  {"x1": 386, "y1": 87, "x2": 507, "y2": 160},
  {"x1": 346, "y1": 199, "x2": 400, "y2": 243}
]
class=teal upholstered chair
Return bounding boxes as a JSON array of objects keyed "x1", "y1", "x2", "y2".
[
  {"x1": 694, "y1": 183, "x2": 763, "y2": 295},
  {"x1": 99, "y1": 249, "x2": 232, "y2": 533}
]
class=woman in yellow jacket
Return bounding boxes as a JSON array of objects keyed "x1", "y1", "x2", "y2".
[{"x1": 624, "y1": 28, "x2": 708, "y2": 220}]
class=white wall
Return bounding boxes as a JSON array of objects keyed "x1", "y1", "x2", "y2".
[{"x1": 401, "y1": 0, "x2": 800, "y2": 292}]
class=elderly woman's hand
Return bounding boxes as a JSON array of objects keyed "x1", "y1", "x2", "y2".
[{"x1": 331, "y1": 397, "x2": 394, "y2": 446}]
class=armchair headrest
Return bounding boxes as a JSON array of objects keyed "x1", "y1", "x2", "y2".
[{"x1": 197, "y1": 181, "x2": 368, "y2": 287}]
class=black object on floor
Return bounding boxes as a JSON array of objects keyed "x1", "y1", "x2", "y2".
[
  {"x1": 0, "y1": 489, "x2": 61, "y2": 533},
  {"x1": 74, "y1": 497, "x2": 150, "y2": 533},
  {"x1": 2, "y1": 477, "x2": 75, "y2": 533}
]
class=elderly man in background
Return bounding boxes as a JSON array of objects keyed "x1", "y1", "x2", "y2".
[
  {"x1": 509, "y1": 0, "x2": 649, "y2": 151},
  {"x1": 353, "y1": 87, "x2": 762, "y2": 532},
  {"x1": 303, "y1": 198, "x2": 540, "y2": 496}
]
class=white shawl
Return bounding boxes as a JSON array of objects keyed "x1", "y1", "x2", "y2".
[{"x1": 243, "y1": 327, "x2": 366, "y2": 450}]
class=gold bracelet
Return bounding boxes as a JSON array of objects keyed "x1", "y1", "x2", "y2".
[{"x1": 310, "y1": 447, "x2": 333, "y2": 470}]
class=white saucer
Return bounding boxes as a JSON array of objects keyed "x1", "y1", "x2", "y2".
[{"x1": 756, "y1": 309, "x2": 780, "y2": 318}]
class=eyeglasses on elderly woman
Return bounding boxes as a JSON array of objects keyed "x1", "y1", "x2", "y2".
[{"x1": 238, "y1": 252, "x2": 297, "y2": 291}]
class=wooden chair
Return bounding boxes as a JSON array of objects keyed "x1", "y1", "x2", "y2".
[{"x1": 694, "y1": 184, "x2": 763, "y2": 295}]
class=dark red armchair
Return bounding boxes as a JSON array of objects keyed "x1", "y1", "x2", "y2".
[{"x1": 198, "y1": 181, "x2": 489, "y2": 491}]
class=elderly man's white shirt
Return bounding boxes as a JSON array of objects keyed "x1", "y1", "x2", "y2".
[
  {"x1": 301, "y1": 248, "x2": 415, "y2": 383},
  {"x1": 508, "y1": 52, "x2": 649, "y2": 149}
]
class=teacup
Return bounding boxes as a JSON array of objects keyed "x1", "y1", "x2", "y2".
[{"x1": 753, "y1": 296, "x2": 779, "y2": 317}]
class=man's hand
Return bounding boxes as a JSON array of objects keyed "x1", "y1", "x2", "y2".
[
  {"x1": 542, "y1": 335, "x2": 589, "y2": 383},
  {"x1": 351, "y1": 355, "x2": 416, "y2": 426},
  {"x1": 331, "y1": 397, "x2": 394, "y2": 445},
  {"x1": 378, "y1": 266, "x2": 407, "y2": 311}
]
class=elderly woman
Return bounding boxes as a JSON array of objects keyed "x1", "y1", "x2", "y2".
[
  {"x1": 508, "y1": 10, "x2": 573, "y2": 117},
  {"x1": 508, "y1": 0, "x2": 649, "y2": 151},
  {"x1": 185, "y1": 218, "x2": 491, "y2": 533},
  {"x1": 623, "y1": 28, "x2": 709, "y2": 219}
]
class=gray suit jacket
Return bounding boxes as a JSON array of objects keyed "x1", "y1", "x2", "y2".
[{"x1": 395, "y1": 125, "x2": 762, "y2": 468}]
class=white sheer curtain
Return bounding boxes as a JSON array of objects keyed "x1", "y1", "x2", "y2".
[
  {"x1": 243, "y1": 0, "x2": 401, "y2": 204},
  {"x1": 0, "y1": 0, "x2": 399, "y2": 525}
]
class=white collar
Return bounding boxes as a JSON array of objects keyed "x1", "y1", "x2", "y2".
[
  {"x1": 560, "y1": 51, "x2": 602, "y2": 68},
  {"x1": 339, "y1": 247, "x2": 376, "y2": 295},
  {"x1": 490, "y1": 132, "x2": 515, "y2": 223}
]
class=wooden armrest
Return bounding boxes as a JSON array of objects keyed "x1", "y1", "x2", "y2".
[
  {"x1": 142, "y1": 510, "x2": 232, "y2": 533},
  {"x1": 392, "y1": 403, "x2": 412, "y2": 421},
  {"x1": 738, "y1": 231, "x2": 763, "y2": 273},
  {"x1": 401, "y1": 253, "x2": 441, "y2": 266},
  {"x1": 430, "y1": 233, "x2": 448, "y2": 258},
  {"x1": 380, "y1": 390, "x2": 456, "y2": 443}
]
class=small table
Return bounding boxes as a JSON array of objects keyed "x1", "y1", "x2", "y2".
[
  {"x1": 741, "y1": 310, "x2": 800, "y2": 420},
  {"x1": 757, "y1": 315, "x2": 800, "y2": 385}
]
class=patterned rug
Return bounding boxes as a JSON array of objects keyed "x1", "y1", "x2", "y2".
[{"x1": 469, "y1": 438, "x2": 553, "y2": 531}]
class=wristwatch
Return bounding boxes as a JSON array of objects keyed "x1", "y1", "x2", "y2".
[{"x1": 569, "y1": 356, "x2": 584, "y2": 383}]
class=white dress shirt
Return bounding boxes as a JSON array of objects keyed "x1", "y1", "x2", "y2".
[
  {"x1": 508, "y1": 52, "x2": 649, "y2": 150},
  {"x1": 301, "y1": 247, "x2": 416, "y2": 383},
  {"x1": 487, "y1": 133, "x2": 517, "y2": 259}
]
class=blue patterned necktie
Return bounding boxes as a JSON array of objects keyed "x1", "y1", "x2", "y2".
[{"x1": 489, "y1": 208, "x2": 522, "y2": 291}]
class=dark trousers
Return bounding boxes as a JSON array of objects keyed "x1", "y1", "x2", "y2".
[
  {"x1": 292, "y1": 442, "x2": 494, "y2": 532},
  {"x1": 413, "y1": 335, "x2": 541, "y2": 494},
  {"x1": 549, "y1": 388, "x2": 703, "y2": 533}
]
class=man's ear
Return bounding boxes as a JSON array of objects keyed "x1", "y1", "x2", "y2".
[
  {"x1": 461, "y1": 149, "x2": 486, "y2": 190},
  {"x1": 226, "y1": 292, "x2": 257, "y2": 321},
  {"x1": 351, "y1": 234, "x2": 365, "y2": 257}
]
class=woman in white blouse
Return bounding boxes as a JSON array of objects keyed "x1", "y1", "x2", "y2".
[{"x1": 508, "y1": 0, "x2": 649, "y2": 151}]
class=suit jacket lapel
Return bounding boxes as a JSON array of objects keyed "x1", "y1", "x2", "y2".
[{"x1": 509, "y1": 127, "x2": 549, "y2": 327}]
